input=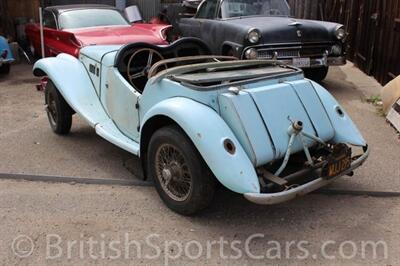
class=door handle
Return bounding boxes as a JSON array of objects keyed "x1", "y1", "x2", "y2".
[{"x1": 89, "y1": 64, "x2": 96, "y2": 74}]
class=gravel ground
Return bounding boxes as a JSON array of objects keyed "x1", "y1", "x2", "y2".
[{"x1": 0, "y1": 63, "x2": 399, "y2": 265}]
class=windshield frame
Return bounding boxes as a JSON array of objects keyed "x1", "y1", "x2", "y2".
[
  {"x1": 58, "y1": 8, "x2": 130, "y2": 30},
  {"x1": 218, "y1": 0, "x2": 291, "y2": 20}
]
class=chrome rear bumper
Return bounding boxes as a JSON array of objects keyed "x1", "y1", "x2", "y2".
[{"x1": 244, "y1": 146, "x2": 369, "y2": 205}]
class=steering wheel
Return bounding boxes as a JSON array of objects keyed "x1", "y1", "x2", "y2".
[{"x1": 127, "y1": 48, "x2": 167, "y2": 91}]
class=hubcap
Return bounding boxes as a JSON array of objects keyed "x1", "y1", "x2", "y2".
[
  {"x1": 162, "y1": 168, "x2": 172, "y2": 184},
  {"x1": 155, "y1": 144, "x2": 192, "y2": 202}
]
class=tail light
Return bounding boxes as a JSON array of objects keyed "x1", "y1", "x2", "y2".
[
  {"x1": 1, "y1": 50, "x2": 8, "y2": 59},
  {"x1": 160, "y1": 26, "x2": 173, "y2": 42},
  {"x1": 70, "y1": 36, "x2": 82, "y2": 48},
  {"x1": 160, "y1": 28, "x2": 168, "y2": 41}
]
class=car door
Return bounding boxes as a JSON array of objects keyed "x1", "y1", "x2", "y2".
[
  {"x1": 179, "y1": 0, "x2": 218, "y2": 40},
  {"x1": 179, "y1": 17, "x2": 201, "y2": 38},
  {"x1": 103, "y1": 68, "x2": 140, "y2": 140},
  {"x1": 40, "y1": 10, "x2": 60, "y2": 57},
  {"x1": 198, "y1": 0, "x2": 220, "y2": 54},
  {"x1": 27, "y1": 10, "x2": 62, "y2": 57}
]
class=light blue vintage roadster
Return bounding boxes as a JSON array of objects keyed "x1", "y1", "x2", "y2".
[{"x1": 33, "y1": 38, "x2": 369, "y2": 214}]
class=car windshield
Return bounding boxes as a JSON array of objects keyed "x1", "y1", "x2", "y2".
[
  {"x1": 59, "y1": 9, "x2": 129, "y2": 29},
  {"x1": 220, "y1": 0, "x2": 290, "y2": 19}
]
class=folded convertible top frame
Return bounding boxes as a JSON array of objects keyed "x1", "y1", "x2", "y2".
[
  {"x1": 150, "y1": 58, "x2": 298, "y2": 85},
  {"x1": 148, "y1": 55, "x2": 237, "y2": 78}
]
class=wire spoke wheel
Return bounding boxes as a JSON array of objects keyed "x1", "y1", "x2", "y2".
[
  {"x1": 148, "y1": 126, "x2": 216, "y2": 215},
  {"x1": 155, "y1": 143, "x2": 193, "y2": 202},
  {"x1": 44, "y1": 80, "x2": 72, "y2": 135},
  {"x1": 46, "y1": 90, "x2": 58, "y2": 127}
]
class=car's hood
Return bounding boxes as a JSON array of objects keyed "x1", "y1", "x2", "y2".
[
  {"x1": 80, "y1": 45, "x2": 122, "y2": 64},
  {"x1": 67, "y1": 24, "x2": 168, "y2": 46},
  {"x1": 225, "y1": 16, "x2": 339, "y2": 44}
]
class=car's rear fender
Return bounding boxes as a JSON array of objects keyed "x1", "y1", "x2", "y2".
[
  {"x1": 141, "y1": 97, "x2": 260, "y2": 194},
  {"x1": 311, "y1": 81, "x2": 366, "y2": 146},
  {"x1": 33, "y1": 53, "x2": 109, "y2": 127}
]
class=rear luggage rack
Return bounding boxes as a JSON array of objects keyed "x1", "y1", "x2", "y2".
[{"x1": 150, "y1": 58, "x2": 301, "y2": 89}]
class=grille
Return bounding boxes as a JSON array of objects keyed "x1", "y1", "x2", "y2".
[
  {"x1": 256, "y1": 45, "x2": 330, "y2": 59},
  {"x1": 258, "y1": 49, "x2": 299, "y2": 59}
]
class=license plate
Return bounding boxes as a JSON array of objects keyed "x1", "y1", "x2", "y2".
[
  {"x1": 292, "y1": 57, "x2": 311, "y2": 68},
  {"x1": 322, "y1": 145, "x2": 352, "y2": 179}
]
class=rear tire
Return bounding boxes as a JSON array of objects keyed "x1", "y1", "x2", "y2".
[
  {"x1": 0, "y1": 64, "x2": 10, "y2": 75},
  {"x1": 304, "y1": 66, "x2": 329, "y2": 82},
  {"x1": 147, "y1": 125, "x2": 216, "y2": 215},
  {"x1": 45, "y1": 80, "x2": 72, "y2": 135}
]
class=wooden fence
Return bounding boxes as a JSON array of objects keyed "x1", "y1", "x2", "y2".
[{"x1": 288, "y1": 0, "x2": 400, "y2": 85}]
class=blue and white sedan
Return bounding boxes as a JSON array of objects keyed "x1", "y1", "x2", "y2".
[
  {"x1": 33, "y1": 38, "x2": 369, "y2": 215},
  {"x1": 0, "y1": 36, "x2": 14, "y2": 75}
]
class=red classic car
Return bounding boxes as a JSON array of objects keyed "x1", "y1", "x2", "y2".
[{"x1": 26, "y1": 4, "x2": 171, "y2": 58}]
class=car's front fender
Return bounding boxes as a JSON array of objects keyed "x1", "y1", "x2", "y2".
[
  {"x1": 141, "y1": 97, "x2": 260, "y2": 194},
  {"x1": 33, "y1": 53, "x2": 109, "y2": 127},
  {"x1": 221, "y1": 41, "x2": 243, "y2": 57}
]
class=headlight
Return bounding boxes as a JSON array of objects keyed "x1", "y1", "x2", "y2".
[
  {"x1": 335, "y1": 26, "x2": 346, "y2": 40},
  {"x1": 247, "y1": 29, "x2": 261, "y2": 44},
  {"x1": 244, "y1": 48, "x2": 258, "y2": 59}
]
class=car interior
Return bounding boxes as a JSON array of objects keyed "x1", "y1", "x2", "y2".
[
  {"x1": 114, "y1": 37, "x2": 298, "y2": 91},
  {"x1": 114, "y1": 38, "x2": 212, "y2": 92}
]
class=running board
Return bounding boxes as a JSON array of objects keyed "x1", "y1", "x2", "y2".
[{"x1": 95, "y1": 120, "x2": 140, "y2": 156}]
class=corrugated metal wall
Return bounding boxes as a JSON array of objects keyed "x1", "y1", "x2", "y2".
[
  {"x1": 43, "y1": 0, "x2": 115, "y2": 6},
  {"x1": 288, "y1": 0, "x2": 400, "y2": 85},
  {"x1": 42, "y1": 0, "x2": 162, "y2": 21},
  {"x1": 126, "y1": 0, "x2": 161, "y2": 21}
]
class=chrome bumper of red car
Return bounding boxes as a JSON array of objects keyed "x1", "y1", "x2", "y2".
[{"x1": 244, "y1": 146, "x2": 369, "y2": 205}]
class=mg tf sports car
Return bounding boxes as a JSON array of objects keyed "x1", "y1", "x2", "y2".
[
  {"x1": 26, "y1": 4, "x2": 170, "y2": 58},
  {"x1": 179, "y1": 0, "x2": 347, "y2": 81},
  {"x1": 0, "y1": 36, "x2": 14, "y2": 75},
  {"x1": 33, "y1": 38, "x2": 369, "y2": 215}
]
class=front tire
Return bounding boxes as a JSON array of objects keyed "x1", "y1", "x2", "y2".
[
  {"x1": 0, "y1": 64, "x2": 10, "y2": 75},
  {"x1": 147, "y1": 125, "x2": 216, "y2": 215},
  {"x1": 304, "y1": 66, "x2": 329, "y2": 82},
  {"x1": 45, "y1": 81, "x2": 72, "y2": 135}
]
